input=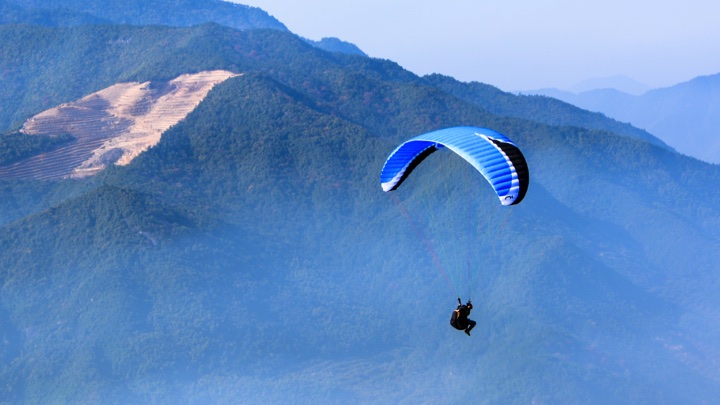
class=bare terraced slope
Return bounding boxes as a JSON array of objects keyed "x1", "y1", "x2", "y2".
[{"x1": 0, "y1": 70, "x2": 239, "y2": 180}]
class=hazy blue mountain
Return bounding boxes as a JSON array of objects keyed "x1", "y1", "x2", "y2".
[
  {"x1": 526, "y1": 74, "x2": 720, "y2": 164},
  {"x1": 1, "y1": 20, "x2": 720, "y2": 405},
  {"x1": 566, "y1": 74, "x2": 650, "y2": 96},
  {"x1": 525, "y1": 87, "x2": 637, "y2": 109}
]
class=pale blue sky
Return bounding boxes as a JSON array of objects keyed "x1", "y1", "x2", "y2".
[{"x1": 231, "y1": 0, "x2": 720, "y2": 91}]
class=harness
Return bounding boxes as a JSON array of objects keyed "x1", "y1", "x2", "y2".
[{"x1": 450, "y1": 308, "x2": 465, "y2": 330}]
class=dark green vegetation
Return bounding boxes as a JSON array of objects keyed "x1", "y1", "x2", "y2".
[
  {"x1": 7, "y1": 0, "x2": 286, "y2": 30},
  {"x1": 0, "y1": 131, "x2": 73, "y2": 165},
  {"x1": 2, "y1": 7, "x2": 720, "y2": 405},
  {"x1": 425, "y1": 74, "x2": 669, "y2": 149},
  {"x1": 2, "y1": 0, "x2": 358, "y2": 64},
  {"x1": 0, "y1": 0, "x2": 108, "y2": 25}
]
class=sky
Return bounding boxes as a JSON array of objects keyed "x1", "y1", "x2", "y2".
[{"x1": 231, "y1": 0, "x2": 720, "y2": 92}]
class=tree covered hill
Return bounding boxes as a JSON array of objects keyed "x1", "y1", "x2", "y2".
[
  {"x1": 6, "y1": 0, "x2": 286, "y2": 30},
  {"x1": 1, "y1": 20, "x2": 720, "y2": 405},
  {"x1": 0, "y1": 0, "x2": 108, "y2": 25},
  {"x1": 0, "y1": 23, "x2": 398, "y2": 132},
  {"x1": 2, "y1": 0, "x2": 363, "y2": 58}
]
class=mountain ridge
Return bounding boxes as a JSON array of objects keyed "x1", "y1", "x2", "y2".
[
  {"x1": 566, "y1": 74, "x2": 650, "y2": 95},
  {"x1": 3, "y1": 0, "x2": 368, "y2": 57},
  {"x1": 425, "y1": 74, "x2": 670, "y2": 150},
  {"x1": 525, "y1": 73, "x2": 720, "y2": 163},
  {"x1": 7, "y1": 0, "x2": 287, "y2": 30}
]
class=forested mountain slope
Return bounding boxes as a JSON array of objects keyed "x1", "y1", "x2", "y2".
[
  {"x1": 1, "y1": 19, "x2": 719, "y2": 405},
  {"x1": 425, "y1": 74, "x2": 669, "y2": 149},
  {"x1": 0, "y1": 0, "x2": 107, "y2": 25},
  {"x1": 2, "y1": 0, "x2": 362, "y2": 56},
  {"x1": 0, "y1": 24, "x2": 406, "y2": 132},
  {"x1": 8, "y1": 0, "x2": 286, "y2": 30}
]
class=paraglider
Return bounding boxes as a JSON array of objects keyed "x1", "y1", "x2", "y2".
[
  {"x1": 379, "y1": 126, "x2": 529, "y2": 335},
  {"x1": 451, "y1": 298, "x2": 476, "y2": 336},
  {"x1": 380, "y1": 126, "x2": 529, "y2": 205}
]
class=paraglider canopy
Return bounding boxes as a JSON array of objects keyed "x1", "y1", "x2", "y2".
[{"x1": 380, "y1": 126, "x2": 529, "y2": 205}]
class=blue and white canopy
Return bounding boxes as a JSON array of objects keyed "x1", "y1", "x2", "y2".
[{"x1": 379, "y1": 126, "x2": 529, "y2": 205}]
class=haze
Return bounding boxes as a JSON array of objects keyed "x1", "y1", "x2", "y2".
[{"x1": 232, "y1": 0, "x2": 720, "y2": 91}]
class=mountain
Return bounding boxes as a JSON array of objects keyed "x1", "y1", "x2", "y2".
[
  {"x1": 526, "y1": 74, "x2": 720, "y2": 164},
  {"x1": 566, "y1": 75, "x2": 650, "y2": 96},
  {"x1": 7, "y1": 0, "x2": 287, "y2": 30},
  {"x1": 4, "y1": 0, "x2": 365, "y2": 57},
  {"x1": 425, "y1": 74, "x2": 669, "y2": 150},
  {"x1": 305, "y1": 36, "x2": 367, "y2": 56},
  {"x1": 1, "y1": 11, "x2": 720, "y2": 405},
  {"x1": 0, "y1": 0, "x2": 108, "y2": 25}
]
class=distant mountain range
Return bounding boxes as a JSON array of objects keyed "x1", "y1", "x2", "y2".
[
  {"x1": 525, "y1": 74, "x2": 720, "y2": 164},
  {"x1": 564, "y1": 75, "x2": 651, "y2": 96}
]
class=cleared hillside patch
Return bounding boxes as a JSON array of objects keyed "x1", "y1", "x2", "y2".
[{"x1": 0, "y1": 70, "x2": 239, "y2": 180}]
